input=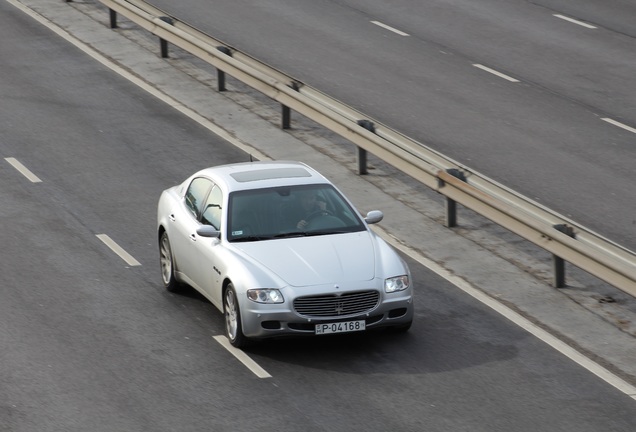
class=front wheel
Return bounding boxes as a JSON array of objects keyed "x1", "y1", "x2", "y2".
[
  {"x1": 224, "y1": 284, "x2": 247, "y2": 348},
  {"x1": 159, "y1": 231, "x2": 180, "y2": 293}
]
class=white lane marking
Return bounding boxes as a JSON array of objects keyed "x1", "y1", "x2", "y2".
[
  {"x1": 371, "y1": 21, "x2": 409, "y2": 36},
  {"x1": 5, "y1": 157, "x2": 42, "y2": 183},
  {"x1": 213, "y1": 336, "x2": 272, "y2": 378},
  {"x1": 601, "y1": 118, "x2": 636, "y2": 134},
  {"x1": 553, "y1": 14, "x2": 597, "y2": 29},
  {"x1": 6, "y1": 0, "x2": 269, "y2": 162},
  {"x1": 372, "y1": 225, "x2": 636, "y2": 401},
  {"x1": 473, "y1": 64, "x2": 520, "y2": 82},
  {"x1": 96, "y1": 234, "x2": 141, "y2": 266}
]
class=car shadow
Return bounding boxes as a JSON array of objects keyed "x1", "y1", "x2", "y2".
[
  {"x1": 244, "y1": 310, "x2": 520, "y2": 375},
  {"x1": 169, "y1": 284, "x2": 209, "y2": 302}
]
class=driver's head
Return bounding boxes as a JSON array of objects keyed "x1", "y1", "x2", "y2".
[{"x1": 299, "y1": 191, "x2": 318, "y2": 211}]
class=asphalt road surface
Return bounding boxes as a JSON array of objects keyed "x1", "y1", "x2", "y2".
[
  {"x1": 1, "y1": 2, "x2": 635, "y2": 431},
  {"x1": 147, "y1": 0, "x2": 636, "y2": 252}
]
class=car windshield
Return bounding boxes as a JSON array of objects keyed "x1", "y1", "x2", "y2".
[{"x1": 227, "y1": 184, "x2": 366, "y2": 242}]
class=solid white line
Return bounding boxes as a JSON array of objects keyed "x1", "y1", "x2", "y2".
[
  {"x1": 96, "y1": 234, "x2": 141, "y2": 266},
  {"x1": 553, "y1": 14, "x2": 597, "y2": 29},
  {"x1": 213, "y1": 336, "x2": 272, "y2": 378},
  {"x1": 601, "y1": 118, "x2": 636, "y2": 134},
  {"x1": 5, "y1": 157, "x2": 42, "y2": 183},
  {"x1": 371, "y1": 21, "x2": 409, "y2": 36},
  {"x1": 372, "y1": 225, "x2": 636, "y2": 401},
  {"x1": 473, "y1": 64, "x2": 520, "y2": 82}
]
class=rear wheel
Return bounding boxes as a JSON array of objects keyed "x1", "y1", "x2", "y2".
[
  {"x1": 224, "y1": 284, "x2": 247, "y2": 348},
  {"x1": 159, "y1": 232, "x2": 180, "y2": 292}
]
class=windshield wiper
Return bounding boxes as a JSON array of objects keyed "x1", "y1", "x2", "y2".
[
  {"x1": 231, "y1": 235, "x2": 274, "y2": 242},
  {"x1": 272, "y1": 230, "x2": 350, "y2": 239},
  {"x1": 307, "y1": 230, "x2": 349, "y2": 236},
  {"x1": 273, "y1": 232, "x2": 310, "y2": 239}
]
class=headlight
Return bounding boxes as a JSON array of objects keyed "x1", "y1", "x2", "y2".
[
  {"x1": 385, "y1": 275, "x2": 409, "y2": 293},
  {"x1": 247, "y1": 289, "x2": 284, "y2": 304}
]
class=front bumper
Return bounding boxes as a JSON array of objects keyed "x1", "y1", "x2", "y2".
[{"x1": 240, "y1": 290, "x2": 414, "y2": 339}]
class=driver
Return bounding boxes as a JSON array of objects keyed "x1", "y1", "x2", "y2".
[{"x1": 296, "y1": 192, "x2": 327, "y2": 229}]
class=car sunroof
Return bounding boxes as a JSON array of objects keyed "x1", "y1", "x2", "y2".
[{"x1": 230, "y1": 167, "x2": 311, "y2": 182}]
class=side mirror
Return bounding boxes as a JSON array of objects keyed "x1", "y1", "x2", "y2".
[
  {"x1": 364, "y1": 210, "x2": 384, "y2": 225},
  {"x1": 197, "y1": 225, "x2": 221, "y2": 238}
]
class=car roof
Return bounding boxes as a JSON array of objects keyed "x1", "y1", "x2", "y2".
[{"x1": 194, "y1": 161, "x2": 330, "y2": 192}]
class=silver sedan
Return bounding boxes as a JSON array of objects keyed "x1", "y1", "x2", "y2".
[{"x1": 157, "y1": 161, "x2": 414, "y2": 347}]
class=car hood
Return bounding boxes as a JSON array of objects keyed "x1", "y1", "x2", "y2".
[{"x1": 233, "y1": 232, "x2": 376, "y2": 287}]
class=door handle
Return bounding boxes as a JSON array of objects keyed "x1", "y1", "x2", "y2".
[
  {"x1": 169, "y1": 214, "x2": 176, "y2": 222},
  {"x1": 190, "y1": 234, "x2": 197, "y2": 241}
]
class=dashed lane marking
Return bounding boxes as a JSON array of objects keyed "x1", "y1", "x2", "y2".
[
  {"x1": 96, "y1": 234, "x2": 141, "y2": 266},
  {"x1": 553, "y1": 14, "x2": 597, "y2": 29},
  {"x1": 473, "y1": 64, "x2": 520, "y2": 82},
  {"x1": 213, "y1": 336, "x2": 272, "y2": 378},
  {"x1": 5, "y1": 157, "x2": 42, "y2": 183},
  {"x1": 371, "y1": 21, "x2": 409, "y2": 36},
  {"x1": 602, "y1": 118, "x2": 636, "y2": 134}
]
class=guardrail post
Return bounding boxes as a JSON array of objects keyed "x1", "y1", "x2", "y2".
[
  {"x1": 443, "y1": 169, "x2": 467, "y2": 227},
  {"x1": 281, "y1": 105, "x2": 291, "y2": 129},
  {"x1": 216, "y1": 46, "x2": 232, "y2": 91},
  {"x1": 357, "y1": 146, "x2": 368, "y2": 175},
  {"x1": 109, "y1": 9, "x2": 118, "y2": 29},
  {"x1": 158, "y1": 17, "x2": 174, "y2": 58},
  {"x1": 356, "y1": 120, "x2": 375, "y2": 175},
  {"x1": 553, "y1": 224, "x2": 575, "y2": 288},
  {"x1": 446, "y1": 199, "x2": 457, "y2": 228},
  {"x1": 281, "y1": 82, "x2": 299, "y2": 129}
]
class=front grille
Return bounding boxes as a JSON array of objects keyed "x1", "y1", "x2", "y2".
[{"x1": 293, "y1": 291, "x2": 380, "y2": 318}]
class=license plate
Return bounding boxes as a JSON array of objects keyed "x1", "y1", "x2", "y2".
[{"x1": 315, "y1": 320, "x2": 366, "y2": 335}]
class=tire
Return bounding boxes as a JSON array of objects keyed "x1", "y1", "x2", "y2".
[
  {"x1": 224, "y1": 284, "x2": 247, "y2": 348},
  {"x1": 159, "y1": 231, "x2": 180, "y2": 293}
]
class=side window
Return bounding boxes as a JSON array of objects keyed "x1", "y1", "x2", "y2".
[
  {"x1": 185, "y1": 178, "x2": 212, "y2": 219},
  {"x1": 201, "y1": 185, "x2": 223, "y2": 229}
]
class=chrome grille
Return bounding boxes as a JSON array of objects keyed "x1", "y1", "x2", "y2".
[{"x1": 293, "y1": 291, "x2": 380, "y2": 318}]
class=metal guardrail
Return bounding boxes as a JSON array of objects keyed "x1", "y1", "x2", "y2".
[{"x1": 99, "y1": 0, "x2": 636, "y2": 295}]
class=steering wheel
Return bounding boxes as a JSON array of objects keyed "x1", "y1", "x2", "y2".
[{"x1": 306, "y1": 209, "x2": 334, "y2": 221}]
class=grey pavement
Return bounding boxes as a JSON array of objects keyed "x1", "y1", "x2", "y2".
[{"x1": 12, "y1": 0, "x2": 636, "y2": 386}]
